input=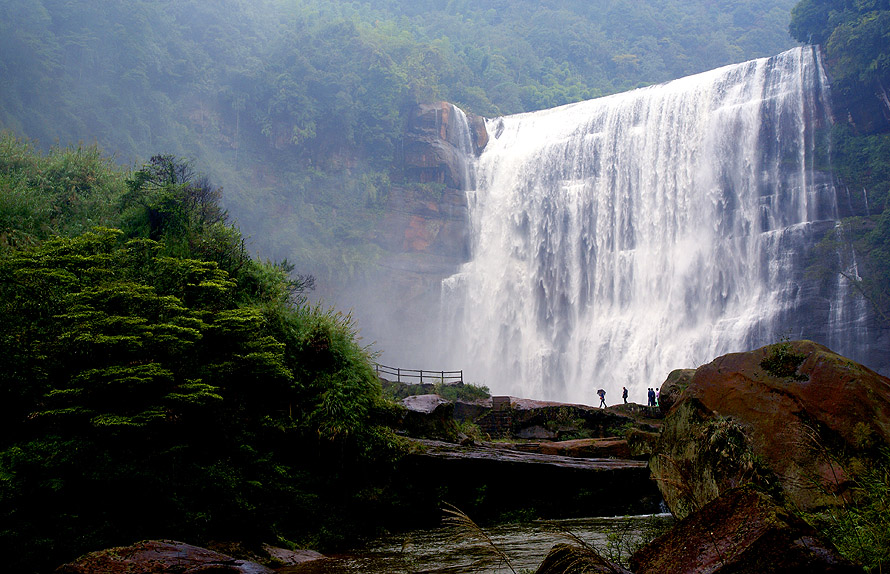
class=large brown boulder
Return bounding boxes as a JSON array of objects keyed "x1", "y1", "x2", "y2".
[
  {"x1": 629, "y1": 486, "x2": 858, "y2": 574},
  {"x1": 650, "y1": 340, "x2": 890, "y2": 519},
  {"x1": 55, "y1": 540, "x2": 274, "y2": 574}
]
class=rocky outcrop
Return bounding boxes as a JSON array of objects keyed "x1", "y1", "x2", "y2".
[
  {"x1": 378, "y1": 101, "x2": 486, "y2": 261},
  {"x1": 629, "y1": 486, "x2": 858, "y2": 574},
  {"x1": 397, "y1": 439, "x2": 662, "y2": 523},
  {"x1": 650, "y1": 340, "x2": 890, "y2": 519},
  {"x1": 54, "y1": 540, "x2": 274, "y2": 574},
  {"x1": 401, "y1": 394, "x2": 459, "y2": 441},
  {"x1": 452, "y1": 398, "x2": 491, "y2": 422},
  {"x1": 476, "y1": 397, "x2": 636, "y2": 440},
  {"x1": 657, "y1": 368, "x2": 694, "y2": 413},
  {"x1": 402, "y1": 101, "x2": 487, "y2": 188},
  {"x1": 260, "y1": 545, "x2": 325, "y2": 567},
  {"x1": 349, "y1": 101, "x2": 484, "y2": 358},
  {"x1": 626, "y1": 428, "x2": 660, "y2": 458},
  {"x1": 507, "y1": 438, "x2": 633, "y2": 459},
  {"x1": 535, "y1": 543, "x2": 632, "y2": 574}
]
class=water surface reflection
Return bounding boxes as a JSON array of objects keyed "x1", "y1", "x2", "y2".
[{"x1": 286, "y1": 514, "x2": 672, "y2": 574}]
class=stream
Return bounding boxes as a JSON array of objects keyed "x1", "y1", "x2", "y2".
[{"x1": 284, "y1": 514, "x2": 672, "y2": 574}]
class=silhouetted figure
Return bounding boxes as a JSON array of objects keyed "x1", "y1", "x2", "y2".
[
  {"x1": 597, "y1": 388, "x2": 606, "y2": 408},
  {"x1": 648, "y1": 388, "x2": 656, "y2": 406},
  {"x1": 622, "y1": 387, "x2": 628, "y2": 404}
]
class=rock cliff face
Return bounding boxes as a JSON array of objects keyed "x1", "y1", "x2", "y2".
[
  {"x1": 401, "y1": 102, "x2": 487, "y2": 188},
  {"x1": 650, "y1": 340, "x2": 890, "y2": 520},
  {"x1": 349, "y1": 102, "x2": 485, "y2": 366},
  {"x1": 381, "y1": 103, "x2": 485, "y2": 264}
]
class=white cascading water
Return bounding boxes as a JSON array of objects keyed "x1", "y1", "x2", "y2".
[{"x1": 439, "y1": 46, "x2": 860, "y2": 404}]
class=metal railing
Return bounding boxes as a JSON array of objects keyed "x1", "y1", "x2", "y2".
[{"x1": 374, "y1": 363, "x2": 463, "y2": 384}]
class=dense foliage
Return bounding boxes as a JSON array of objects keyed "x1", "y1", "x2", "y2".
[
  {"x1": 0, "y1": 136, "x2": 402, "y2": 573},
  {"x1": 1, "y1": 0, "x2": 799, "y2": 154},
  {"x1": 790, "y1": 0, "x2": 890, "y2": 99},
  {"x1": 805, "y1": 447, "x2": 890, "y2": 573},
  {"x1": 0, "y1": 0, "x2": 799, "y2": 287}
]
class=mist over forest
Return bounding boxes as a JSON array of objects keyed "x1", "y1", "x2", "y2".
[{"x1": 1, "y1": 0, "x2": 800, "y2": 301}]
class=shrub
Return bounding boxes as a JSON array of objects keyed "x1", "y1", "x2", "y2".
[
  {"x1": 434, "y1": 381, "x2": 491, "y2": 402},
  {"x1": 806, "y1": 448, "x2": 890, "y2": 572}
]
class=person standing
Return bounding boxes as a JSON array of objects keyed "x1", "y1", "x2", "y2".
[
  {"x1": 622, "y1": 387, "x2": 628, "y2": 404},
  {"x1": 597, "y1": 388, "x2": 606, "y2": 408}
]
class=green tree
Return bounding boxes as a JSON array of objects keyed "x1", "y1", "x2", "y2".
[{"x1": 0, "y1": 142, "x2": 402, "y2": 573}]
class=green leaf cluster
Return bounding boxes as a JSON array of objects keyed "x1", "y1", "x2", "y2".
[
  {"x1": 0, "y1": 141, "x2": 402, "y2": 572},
  {"x1": 790, "y1": 0, "x2": 890, "y2": 97},
  {"x1": 805, "y1": 447, "x2": 890, "y2": 572}
]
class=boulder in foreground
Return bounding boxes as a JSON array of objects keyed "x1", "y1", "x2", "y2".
[
  {"x1": 651, "y1": 340, "x2": 890, "y2": 519},
  {"x1": 630, "y1": 486, "x2": 858, "y2": 573},
  {"x1": 54, "y1": 540, "x2": 274, "y2": 574}
]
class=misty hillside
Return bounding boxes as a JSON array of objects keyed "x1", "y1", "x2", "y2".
[{"x1": 1, "y1": 0, "x2": 799, "y2": 294}]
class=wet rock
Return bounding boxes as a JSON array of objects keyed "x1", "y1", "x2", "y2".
[
  {"x1": 626, "y1": 428, "x2": 660, "y2": 458},
  {"x1": 261, "y1": 545, "x2": 325, "y2": 567},
  {"x1": 509, "y1": 438, "x2": 632, "y2": 459},
  {"x1": 452, "y1": 398, "x2": 491, "y2": 422},
  {"x1": 353, "y1": 100, "x2": 483, "y2": 364},
  {"x1": 629, "y1": 486, "x2": 858, "y2": 574},
  {"x1": 401, "y1": 394, "x2": 459, "y2": 441},
  {"x1": 650, "y1": 340, "x2": 890, "y2": 519},
  {"x1": 516, "y1": 425, "x2": 559, "y2": 440},
  {"x1": 54, "y1": 540, "x2": 273, "y2": 574},
  {"x1": 402, "y1": 102, "x2": 486, "y2": 189},
  {"x1": 658, "y1": 368, "x2": 694, "y2": 413},
  {"x1": 403, "y1": 394, "x2": 449, "y2": 414},
  {"x1": 535, "y1": 543, "x2": 633, "y2": 574}
]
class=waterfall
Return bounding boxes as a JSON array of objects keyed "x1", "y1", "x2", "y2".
[
  {"x1": 446, "y1": 104, "x2": 477, "y2": 191},
  {"x1": 439, "y1": 46, "x2": 865, "y2": 403}
]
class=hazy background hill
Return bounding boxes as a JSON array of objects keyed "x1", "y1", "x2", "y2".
[{"x1": 0, "y1": 0, "x2": 800, "y2": 303}]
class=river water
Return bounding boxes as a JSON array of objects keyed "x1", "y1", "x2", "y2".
[{"x1": 284, "y1": 514, "x2": 672, "y2": 574}]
